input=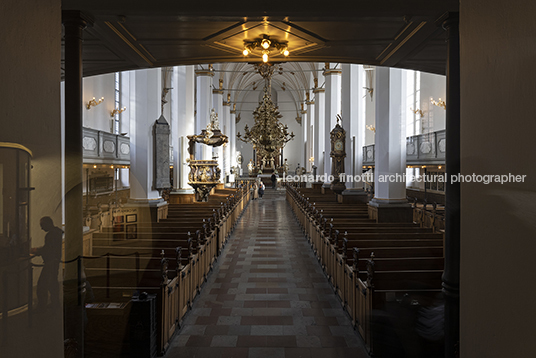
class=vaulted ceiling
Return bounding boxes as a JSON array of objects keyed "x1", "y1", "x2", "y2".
[{"x1": 61, "y1": 0, "x2": 459, "y2": 78}]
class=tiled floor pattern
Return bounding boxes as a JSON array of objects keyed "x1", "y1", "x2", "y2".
[{"x1": 164, "y1": 189, "x2": 370, "y2": 358}]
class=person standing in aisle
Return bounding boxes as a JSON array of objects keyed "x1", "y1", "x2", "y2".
[{"x1": 258, "y1": 180, "x2": 265, "y2": 199}]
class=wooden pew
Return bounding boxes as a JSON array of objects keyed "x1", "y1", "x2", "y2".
[
  {"x1": 84, "y1": 183, "x2": 252, "y2": 355},
  {"x1": 285, "y1": 183, "x2": 445, "y2": 356}
]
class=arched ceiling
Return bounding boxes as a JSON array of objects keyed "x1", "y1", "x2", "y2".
[
  {"x1": 62, "y1": 0, "x2": 458, "y2": 78},
  {"x1": 215, "y1": 62, "x2": 315, "y2": 117}
]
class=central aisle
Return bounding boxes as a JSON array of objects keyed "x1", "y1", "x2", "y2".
[{"x1": 165, "y1": 189, "x2": 370, "y2": 358}]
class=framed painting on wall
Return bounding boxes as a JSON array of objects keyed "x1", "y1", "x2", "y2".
[{"x1": 126, "y1": 224, "x2": 137, "y2": 239}]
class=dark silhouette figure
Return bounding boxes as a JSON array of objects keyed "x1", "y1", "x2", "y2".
[
  {"x1": 258, "y1": 181, "x2": 265, "y2": 199},
  {"x1": 31, "y1": 216, "x2": 62, "y2": 311},
  {"x1": 271, "y1": 173, "x2": 277, "y2": 189}
]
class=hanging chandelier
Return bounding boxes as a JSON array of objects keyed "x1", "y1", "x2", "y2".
[
  {"x1": 242, "y1": 35, "x2": 290, "y2": 63},
  {"x1": 237, "y1": 64, "x2": 295, "y2": 159}
]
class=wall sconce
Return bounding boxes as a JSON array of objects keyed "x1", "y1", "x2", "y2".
[
  {"x1": 366, "y1": 124, "x2": 376, "y2": 133},
  {"x1": 86, "y1": 97, "x2": 104, "y2": 109},
  {"x1": 363, "y1": 87, "x2": 374, "y2": 101},
  {"x1": 243, "y1": 34, "x2": 290, "y2": 63},
  {"x1": 430, "y1": 97, "x2": 446, "y2": 110},
  {"x1": 410, "y1": 108, "x2": 425, "y2": 118},
  {"x1": 309, "y1": 156, "x2": 314, "y2": 163},
  {"x1": 111, "y1": 107, "x2": 127, "y2": 117}
]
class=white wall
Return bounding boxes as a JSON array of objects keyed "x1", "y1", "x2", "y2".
[
  {"x1": 82, "y1": 73, "x2": 116, "y2": 132},
  {"x1": 420, "y1": 72, "x2": 446, "y2": 133},
  {"x1": 365, "y1": 67, "x2": 445, "y2": 146},
  {"x1": 461, "y1": 1, "x2": 536, "y2": 356}
]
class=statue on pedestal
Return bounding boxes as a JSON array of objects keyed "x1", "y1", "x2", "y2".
[
  {"x1": 247, "y1": 159, "x2": 254, "y2": 176},
  {"x1": 262, "y1": 156, "x2": 267, "y2": 169},
  {"x1": 209, "y1": 108, "x2": 220, "y2": 130},
  {"x1": 283, "y1": 158, "x2": 289, "y2": 175},
  {"x1": 236, "y1": 151, "x2": 243, "y2": 169},
  {"x1": 270, "y1": 157, "x2": 275, "y2": 169}
]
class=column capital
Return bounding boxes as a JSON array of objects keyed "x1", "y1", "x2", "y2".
[
  {"x1": 306, "y1": 100, "x2": 315, "y2": 105},
  {"x1": 323, "y1": 69, "x2": 342, "y2": 76},
  {"x1": 437, "y1": 11, "x2": 459, "y2": 29},
  {"x1": 212, "y1": 89, "x2": 224, "y2": 94},
  {"x1": 195, "y1": 70, "x2": 214, "y2": 77},
  {"x1": 313, "y1": 88, "x2": 325, "y2": 94},
  {"x1": 62, "y1": 10, "x2": 94, "y2": 28},
  {"x1": 223, "y1": 101, "x2": 231, "y2": 106}
]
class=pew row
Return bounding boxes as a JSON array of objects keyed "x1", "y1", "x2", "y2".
[
  {"x1": 286, "y1": 184, "x2": 445, "y2": 356},
  {"x1": 84, "y1": 183, "x2": 252, "y2": 355}
]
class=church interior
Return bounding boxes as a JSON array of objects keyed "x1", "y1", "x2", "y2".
[{"x1": 1, "y1": 1, "x2": 536, "y2": 357}]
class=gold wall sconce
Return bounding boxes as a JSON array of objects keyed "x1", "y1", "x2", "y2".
[
  {"x1": 243, "y1": 35, "x2": 290, "y2": 63},
  {"x1": 86, "y1": 97, "x2": 104, "y2": 109},
  {"x1": 366, "y1": 124, "x2": 376, "y2": 133},
  {"x1": 430, "y1": 97, "x2": 446, "y2": 110},
  {"x1": 111, "y1": 107, "x2": 127, "y2": 117},
  {"x1": 410, "y1": 108, "x2": 425, "y2": 117}
]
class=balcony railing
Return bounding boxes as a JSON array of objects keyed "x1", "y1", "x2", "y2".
[
  {"x1": 363, "y1": 129, "x2": 445, "y2": 166},
  {"x1": 82, "y1": 127, "x2": 130, "y2": 164}
]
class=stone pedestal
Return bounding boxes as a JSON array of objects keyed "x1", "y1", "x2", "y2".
[
  {"x1": 169, "y1": 189, "x2": 195, "y2": 204},
  {"x1": 125, "y1": 198, "x2": 168, "y2": 223},
  {"x1": 368, "y1": 198, "x2": 412, "y2": 223},
  {"x1": 312, "y1": 182, "x2": 323, "y2": 190},
  {"x1": 330, "y1": 180, "x2": 346, "y2": 195},
  {"x1": 338, "y1": 188, "x2": 370, "y2": 204}
]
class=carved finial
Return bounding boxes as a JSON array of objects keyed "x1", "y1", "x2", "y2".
[
  {"x1": 176, "y1": 247, "x2": 182, "y2": 271},
  {"x1": 353, "y1": 248, "x2": 360, "y2": 272}
]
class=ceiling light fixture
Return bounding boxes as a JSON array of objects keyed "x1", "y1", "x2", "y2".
[
  {"x1": 242, "y1": 35, "x2": 290, "y2": 63},
  {"x1": 237, "y1": 64, "x2": 295, "y2": 161}
]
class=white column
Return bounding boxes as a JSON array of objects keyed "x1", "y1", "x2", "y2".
[
  {"x1": 195, "y1": 67, "x2": 213, "y2": 160},
  {"x1": 355, "y1": 65, "x2": 367, "y2": 189},
  {"x1": 301, "y1": 101, "x2": 308, "y2": 168},
  {"x1": 313, "y1": 86, "x2": 325, "y2": 178},
  {"x1": 128, "y1": 68, "x2": 162, "y2": 201},
  {"x1": 342, "y1": 64, "x2": 364, "y2": 189},
  {"x1": 307, "y1": 95, "x2": 315, "y2": 173},
  {"x1": 372, "y1": 67, "x2": 406, "y2": 202},
  {"x1": 223, "y1": 96, "x2": 232, "y2": 177},
  {"x1": 230, "y1": 106, "x2": 237, "y2": 168},
  {"x1": 171, "y1": 65, "x2": 195, "y2": 190},
  {"x1": 213, "y1": 80, "x2": 224, "y2": 177},
  {"x1": 323, "y1": 63, "x2": 342, "y2": 182}
]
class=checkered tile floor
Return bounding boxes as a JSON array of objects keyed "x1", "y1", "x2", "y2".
[{"x1": 164, "y1": 189, "x2": 370, "y2": 358}]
